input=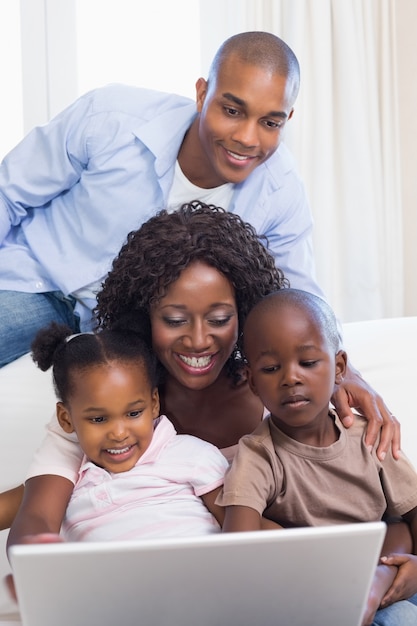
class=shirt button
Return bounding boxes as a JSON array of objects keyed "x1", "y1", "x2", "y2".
[{"x1": 35, "y1": 281, "x2": 44, "y2": 289}]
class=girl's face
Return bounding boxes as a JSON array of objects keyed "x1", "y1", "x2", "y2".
[
  {"x1": 150, "y1": 261, "x2": 239, "y2": 390},
  {"x1": 57, "y1": 361, "x2": 160, "y2": 473}
]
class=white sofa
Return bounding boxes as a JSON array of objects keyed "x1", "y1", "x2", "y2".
[{"x1": 0, "y1": 316, "x2": 416, "y2": 623}]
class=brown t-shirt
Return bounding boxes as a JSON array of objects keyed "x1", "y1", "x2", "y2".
[{"x1": 217, "y1": 412, "x2": 417, "y2": 527}]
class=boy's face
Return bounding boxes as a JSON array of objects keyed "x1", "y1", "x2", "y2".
[
  {"x1": 191, "y1": 55, "x2": 295, "y2": 187},
  {"x1": 57, "y1": 361, "x2": 160, "y2": 473},
  {"x1": 244, "y1": 304, "x2": 346, "y2": 439}
]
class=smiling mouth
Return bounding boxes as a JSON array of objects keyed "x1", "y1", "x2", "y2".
[
  {"x1": 225, "y1": 149, "x2": 255, "y2": 162},
  {"x1": 106, "y1": 445, "x2": 133, "y2": 455},
  {"x1": 178, "y1": 354, "x2": 213, "y2": 368}
]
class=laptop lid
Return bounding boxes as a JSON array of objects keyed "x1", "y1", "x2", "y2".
[{"x1": 9, "y1": 521, "x2": 386, "y2": 626}]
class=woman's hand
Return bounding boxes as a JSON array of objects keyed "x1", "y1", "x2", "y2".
[
  {"x1": 331, "y1": 360, "x2": 400, "y2": 461},
  {"x1": 379, "y1": 553, "x2": 417, "y2": 606}
]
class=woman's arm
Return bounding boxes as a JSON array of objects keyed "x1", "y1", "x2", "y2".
[
  {"x1": 5, "y1": 476, "x2": 74, "y2": 604},
  {"x1": 7, "y1": 475, "x2": 74, "y2": 552},
  {"x1": 5, "y1": 413, "x2": 83, "y2": 547},
  {"x1": 0, "y1": 414, "x2": 81, "y2": 532},
  {"x1": 0, "y1": 485, "x2": 24, "y2": 531}
]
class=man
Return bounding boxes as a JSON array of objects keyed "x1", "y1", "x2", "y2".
[
  {"x1": 0, "y1": 31, "x2": 308, "y2": 364},
  {"x1": 0, "y1": 31, "x2": 398, "y2": 455}
]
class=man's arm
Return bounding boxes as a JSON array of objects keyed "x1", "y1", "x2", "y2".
[{"x1": 0, "y1": 90, "x2": 94, "y2": 244}]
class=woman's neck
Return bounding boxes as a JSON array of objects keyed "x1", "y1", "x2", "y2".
[{"x1": 160, "y1": 370, "x2": 264, "y2": 449}]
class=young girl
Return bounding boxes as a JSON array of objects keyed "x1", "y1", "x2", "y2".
[{"x1": 31, "y1": 322, "x2": 227, "y2": 541}]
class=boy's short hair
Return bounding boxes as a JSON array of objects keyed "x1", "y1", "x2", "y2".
[{"x1": 244, "y1": 288, "x2": 340, "y2": 354}]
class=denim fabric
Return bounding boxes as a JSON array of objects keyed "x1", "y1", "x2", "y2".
[
  {"x1": 373, "y1": 594, "x2": 417, "y2": 625},
  {"x1": 0, "y1": 290, "x2": 80, "y2": 367}
]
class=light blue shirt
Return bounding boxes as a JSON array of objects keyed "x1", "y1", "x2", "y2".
[{"x1": 0, "y1": 84, "x2": 323, "y2": 328}]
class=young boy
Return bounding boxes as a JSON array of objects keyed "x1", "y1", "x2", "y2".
[{"x1": 216, "y1": 288, "x2": 417, "y2": 625}]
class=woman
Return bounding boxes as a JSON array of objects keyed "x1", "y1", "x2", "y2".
[{"x1": 7, "y1": 202, "x2": 400, "y2": 546}]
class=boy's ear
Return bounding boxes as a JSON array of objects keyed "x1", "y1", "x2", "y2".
[
  {"x1": 246, "y1": 365, "x2": 260, "y2": 398},
  {"x1": 335, "y1": 350, "x2": 348, "y2": 384},
  {"x1": 56, "y1": 402, "x2": 75, "y2": 434}
]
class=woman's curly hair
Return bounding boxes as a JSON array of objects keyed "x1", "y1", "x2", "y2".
[{"x1": 95, "y1": 201, "x2": 289, "y2": 383}]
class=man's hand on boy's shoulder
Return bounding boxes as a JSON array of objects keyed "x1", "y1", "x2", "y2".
[{"x1": 331, "y1": 361, "x2": 400, "y2": 461}]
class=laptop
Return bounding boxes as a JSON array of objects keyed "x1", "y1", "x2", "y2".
[{"x1": 9, "y1": 521, "x2": 385, "y2": 626}]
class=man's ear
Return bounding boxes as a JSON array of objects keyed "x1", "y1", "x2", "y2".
[
  {"x1": 335, "y1": 350, "x2": 348, "y2": 384},
  {"x1": 195, "y1": 77, "x2": 208, "y2": 112},
  {"x1": 56, "y1": 402, "x2": 75, "y2": 434}
]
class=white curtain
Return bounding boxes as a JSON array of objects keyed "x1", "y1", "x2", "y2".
[{"x1": 201, "y1": 0, "x2": 403, "y2": 322}]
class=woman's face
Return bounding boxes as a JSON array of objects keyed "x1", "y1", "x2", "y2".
[{"x1": 150, "y1": 261, "x2": 239, "y2": 390}]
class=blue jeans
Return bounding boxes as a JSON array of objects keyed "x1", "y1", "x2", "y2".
[
  {"x1": 373, "y1": 593, "x2": 417, "y2": 625},
  {"x1": 0, "y1": 290, "x2": 80, "y2": 368}
]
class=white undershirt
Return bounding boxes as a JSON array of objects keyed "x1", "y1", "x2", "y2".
[
  {"x1": 73, "y1": 161, "x2": 235, "y2": 312},
  {"x1": 166, "y1": 160, "x2": 234, "y2": 212}
]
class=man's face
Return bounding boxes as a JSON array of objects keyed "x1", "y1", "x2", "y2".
[{"x1": 195, "y1": 56, "x2": 295, "y2": 186}]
